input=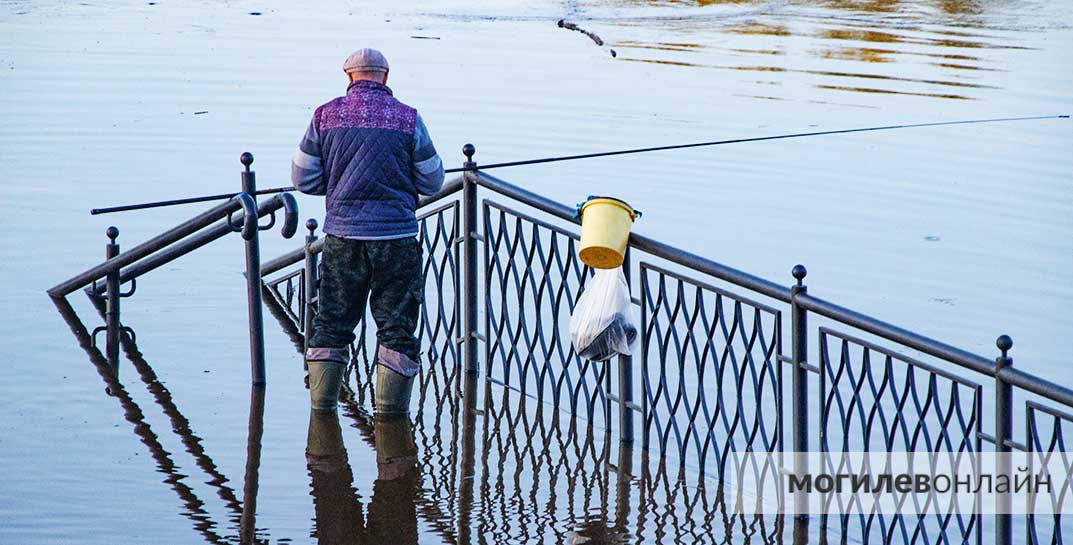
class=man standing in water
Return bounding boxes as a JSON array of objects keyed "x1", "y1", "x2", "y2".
[{"x1": 291, "y1": 48, "x2": 444, "y2": 413}]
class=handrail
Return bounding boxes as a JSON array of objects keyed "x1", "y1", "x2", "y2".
[
  {"x1": 48, "y1": 199, "x2": 244, "y2": 298},
  {"x1": 232, "y1": 193, "x2": 260, "y2": 241},
  {"x1": 51, "y1": 167, "x2": 306, "y2": 299},
  {"x1": 85, "y1": 194, "x2": 294, "y2": 295},
  {"x1": 51, "y1": 150, "x2": 301, "y2": 384}
]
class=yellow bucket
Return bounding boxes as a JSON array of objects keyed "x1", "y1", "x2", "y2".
[{"x1": 577, "y1": 196, "x2": 640, "y2": 269}]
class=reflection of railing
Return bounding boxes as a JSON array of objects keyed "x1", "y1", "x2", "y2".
[
  {"x1": 52, "y1": 297, "x2": 245, "y2": 544},
  {"x1": 49, "y1": 153, "x2": 299, "y2": 383},
  {"x1": 255, "y1": 144, "x2": 1072, "y2": 545}
]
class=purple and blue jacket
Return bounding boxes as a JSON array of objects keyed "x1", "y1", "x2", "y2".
[{"x1": 291, "y1": 80, "x2": 444, "y2": 239}]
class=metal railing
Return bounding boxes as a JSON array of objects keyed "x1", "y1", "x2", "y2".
[
  {"x1": 260, "y1": 144, "x2": 1072, "y2": 544},
  {"x1": 48, "y1": 153, "x2": 299, "y2": 383},
  {"x1": 44, "y1": 136, "x2": 1071, "y2": 542}
]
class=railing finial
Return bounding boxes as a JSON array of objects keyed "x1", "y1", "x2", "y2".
[
  {"x1": 240, "y1": 151, "x2": 254, "y2": 173},
  {"x1": 463, "y1": 143, "x2": 475, "y2": 162},
  {"x1": 306, "y1": 218, "x2": 318, "y2": 236},
  {"x1": 106, "y1": 226, "x2": 119, "y2": 242},
  {"x1": 996, "y1": 334, "x2": 1013, "y2": 358},
  {"x1": 791, "y1": 264, "x2": 807, "y2": 287}
]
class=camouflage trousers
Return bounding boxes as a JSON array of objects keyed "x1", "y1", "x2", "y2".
[{"x1": 307, "y1": 234, "x2": 424, "y2": 362}]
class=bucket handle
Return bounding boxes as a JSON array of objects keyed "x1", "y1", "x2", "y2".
[{"x1": 574, "y1": 195, "x2": 642, "y2": 221}]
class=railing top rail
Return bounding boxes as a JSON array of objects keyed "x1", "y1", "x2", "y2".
[
  {"x1": 1026, "y1": 399, "x2": 1073, "y2": 422},
  {"x1": 799, "y1": 293, "x2": 995, "y2": 376},
  {"x1": 1000, "y1": 366, "x2": 1073, "y2": 408},
  {"x1": 423, "y1": 175, "x2": 465, "y2": 207}
]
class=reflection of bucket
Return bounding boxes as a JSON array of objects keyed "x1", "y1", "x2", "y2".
[{"x1": 578, "y1": 197, "x2": 639, "y2": 269}]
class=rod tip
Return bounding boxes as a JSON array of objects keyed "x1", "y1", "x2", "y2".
[{"x1": 1060, "y1": 115, "x2": 1070, "y2": 119}]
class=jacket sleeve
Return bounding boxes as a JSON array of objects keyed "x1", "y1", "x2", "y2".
[
  {"x1": 291, "y1": 116, "x2": 327, "y2": 196},
  {"x1": 411, "y1": 113, "x2": 444, "y2": 196}
]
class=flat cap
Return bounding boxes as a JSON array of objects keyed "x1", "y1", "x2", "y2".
[{"x1": 343, "y1": 48, "x2": 389, "y2": 73}]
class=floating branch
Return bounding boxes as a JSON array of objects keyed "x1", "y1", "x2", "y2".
[{"x1": 558, "y1": 19, "x2": 604, "y2": 46}]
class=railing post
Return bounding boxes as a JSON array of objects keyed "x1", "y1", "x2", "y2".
[
  {"x1": 462, "y1": 144, "x2": 479, "y2": 377},
  {"x1": 303, "y1": 219, "x2": 319, "y2": 353},
  {"x1": 994, "y1": 334, "x2": 1014, "y2": 545},
  {"x1": 616, "y1": 225, "x2": 636, "y2": 538},
  {"x1": 790, "y1": 264, "x2": 809, "y2": 526},
  {"x1": 239, "y1": 384, "x2": 266, "y2": 544},
  {"x1": 240, "y1": 152, "x2": 266, "y2": 385},
  {"x1": 104, "y1": 226, "x2": 121, "y2": 375},
  {"x1": 614, "y1": 440, "x2": 634, "y2": 534},
  {"x1": 618, "y1": 248, "x2": 634, "y2": 444},
  {"x1": 458, "y1": 143, "x2": 479, "y2": 545}
]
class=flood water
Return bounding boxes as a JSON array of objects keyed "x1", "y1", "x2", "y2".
[{"x1": 1, "y1": 0, "x2": 1071, "y2": 543}]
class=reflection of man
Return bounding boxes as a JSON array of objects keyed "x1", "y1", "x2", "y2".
[
  {"x1": 292, "y1": 47, "x2": 444, "y2": 414},
  {"x1": 369, "y1": 415, "x2": 419, "y2": 542},
  {"x1": 305, "y1": 411, "x2": 420, "y2": 544},
  {"x1": 306, "y1": 411, "x2": 364, "y2": 544}
]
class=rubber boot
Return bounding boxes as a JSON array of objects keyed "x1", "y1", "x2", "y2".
[
  {"x1": 307, "y1": 359, "x2": 344, "y2": 412},
  {"x1": 375, "y1": 364, "x2": 415, "y2": 416}
]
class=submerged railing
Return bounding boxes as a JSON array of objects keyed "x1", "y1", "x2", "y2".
[
  {"x1": 48, "y1": 153, "x2": 299, "y2": 383},
  {"x1": 259, "y1": 145, "x2": 1071, "y2": 545}
]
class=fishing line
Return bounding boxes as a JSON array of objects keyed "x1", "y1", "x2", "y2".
[{"x1": 90, "y1": 114, "x2": 1067, "y2": 215}]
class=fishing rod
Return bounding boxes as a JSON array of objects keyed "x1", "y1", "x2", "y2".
[
  {"x1": 91, "y1": 186, "x2": 296, "y2": 215},
  {"x1": 90, "y1": 114, "x2": 1067, "y2": 216}
]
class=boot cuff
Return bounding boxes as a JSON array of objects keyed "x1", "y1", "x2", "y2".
[
  {"x1": 377, "y1": 346, "x2": 420, "y2": 377},
  {"x1": 306, "y1": 346, "x2": 349, "y2": 364}
]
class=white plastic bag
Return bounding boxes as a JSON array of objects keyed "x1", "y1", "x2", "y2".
[{"x1": 570, "y1": 267, "x2": 638, "y2": 361}]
